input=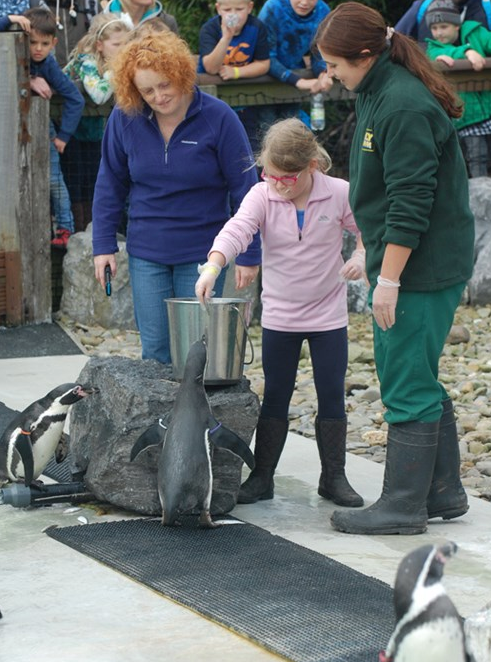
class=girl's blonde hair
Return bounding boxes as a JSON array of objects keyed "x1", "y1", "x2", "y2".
[
  {"x1": 68, "y1": 13, "x2": 132, "y2": 75},
  {"x1": 111, "y1": 32, "x2": 197, "y2": 115},
  {"x1": 126, "y1": 17, "x2": 170, "y2": 41},
  {"x1": 259, "y1": 118, "x2": 332, "y2": 174}
]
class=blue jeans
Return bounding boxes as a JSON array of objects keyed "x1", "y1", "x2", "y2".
[
  {"x1": 461, "y1": 134, "x2": 488, "y2": 178},
  {"x1": 128, "y1": 255, "x2": 227, "y2": 364},
  {"x1": 50, "y1": 121, "x2": 74, "y2": 233}
]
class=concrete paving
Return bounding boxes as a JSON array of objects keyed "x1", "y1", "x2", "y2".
[{"x1": 1, "y1": 354, "x2": 490, "y2": 661}]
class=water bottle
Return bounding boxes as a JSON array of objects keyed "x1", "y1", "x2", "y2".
[{"x1": 310, "y1": 93, "x2": 325, "y2": 132}]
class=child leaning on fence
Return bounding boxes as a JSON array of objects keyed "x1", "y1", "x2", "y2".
[
  {"x1": 256, "y1": 0, "x2": 333, "y2": 130},
  {"x1": 426, "y1": 0, "x2": 491, "y2": 177},
  {"x1": 195, "y1": 117, "x2": 365, "y2": 509},
  {"x1": 198, "y1": 0, "x2": 270, "y2": 154},
  {"x1": 1, "y1": 7, "x2": 85, "y2": 247},
  {"x1": 62, "y1": 12, "x2": 131, "y2": 232}
]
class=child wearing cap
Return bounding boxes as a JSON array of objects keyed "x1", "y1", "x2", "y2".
[
  {"x1": 426, "y1": 0, "x2": 491, "y2": 176},
  {"x1": 396, "y1": 0, "x2": 490, "y2": 45}
]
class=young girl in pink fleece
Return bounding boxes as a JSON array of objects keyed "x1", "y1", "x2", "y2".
[{"x1": 196, "y1": 117, "x2": 365, "y2": 509}]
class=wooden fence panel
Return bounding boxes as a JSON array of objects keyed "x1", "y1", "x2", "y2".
[{"x1": 0, "y1": 31, "x2": 50, "y2": 325}]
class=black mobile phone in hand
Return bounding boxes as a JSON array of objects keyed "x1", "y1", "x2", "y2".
[{"x1": 104, "y1": 265, "x2": 112, "y2": 297}]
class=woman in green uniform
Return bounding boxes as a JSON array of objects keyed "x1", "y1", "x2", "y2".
[{"x1": 315, "y1": 2, "x2": 475, "y2": 535}]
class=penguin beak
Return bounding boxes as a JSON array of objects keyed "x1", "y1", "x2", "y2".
[
  {"x1": 75, "y1": 385, "x2": 100, "y2": 397},
  {"x1": 436, "y1": 541, "x2": 458, "y2": 565}
]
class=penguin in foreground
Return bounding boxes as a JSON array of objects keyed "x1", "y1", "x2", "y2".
[
  {"x1": 380, "y1": 542, "x2": 474, "y2": 662},
  {"x1": 131, "y1": 336, "x2": 255, "y2": 528},
  {"x1": 0, "y1": 383, "x2": 99, "y2": 487}
]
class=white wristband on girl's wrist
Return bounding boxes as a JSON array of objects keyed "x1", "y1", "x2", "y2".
[
  {"x1": 197, "y1": 262, "x2": 222, "y2": 277},
  {"x1": 377, "y1": 275, "x2": 400, "y2": 288}
]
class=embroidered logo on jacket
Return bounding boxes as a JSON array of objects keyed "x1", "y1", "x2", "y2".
[{"x1": 362, "y1": 128, "x2": 374, "y2": 152}]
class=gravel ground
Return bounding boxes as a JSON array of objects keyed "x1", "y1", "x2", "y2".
[{"x1": 57, "y1": 303, "x2": 491, "y2": 501}]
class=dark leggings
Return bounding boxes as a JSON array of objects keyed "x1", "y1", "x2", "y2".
[{"x1": 260, "y1": 327, "x2": 348, "y2": 421}]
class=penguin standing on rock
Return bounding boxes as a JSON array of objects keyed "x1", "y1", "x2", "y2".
[
  {"x1": 380, "y1": 542, "x2": 474, "y2": 662},
  {"x1": 131, "y1": 336, "x2": 255, "y2": 528},
  {"x1": 0, "y1": 383, "x2": 99, "y2": 487}
]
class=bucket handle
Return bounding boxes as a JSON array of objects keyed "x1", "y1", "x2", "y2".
[{"x1": 233, "y1": 305, "x2": 255, "y2": 366}]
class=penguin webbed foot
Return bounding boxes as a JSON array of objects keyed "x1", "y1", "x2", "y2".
[
  {"x1": 199, "y1": 510, "x2": 220, "y2": 528},
  {"x1": 161, "y1": 511, "x2": 181, "y2": 527}
]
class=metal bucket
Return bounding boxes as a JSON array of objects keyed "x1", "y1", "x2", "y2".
[{"x1": 165, "y1": 297, "x2": 254, "y2": 385}]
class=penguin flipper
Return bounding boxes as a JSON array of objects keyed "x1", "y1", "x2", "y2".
[
  {"x1": 208, "y1": 421, "x2": 255, "y2": 470},
  {"x1": 130, "y1": 421, "x2": 166, "y2": 462},
  {"x1": 14, "y1": 431, "x2": 34, "y2": 486},
  {"x1": 55, "y1": 432, "x2": 70, "y2": 464}
]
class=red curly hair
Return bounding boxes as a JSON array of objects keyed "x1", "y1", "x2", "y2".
[{"x1": 111, "y1": 32, "x2": 197, "y2": 114}]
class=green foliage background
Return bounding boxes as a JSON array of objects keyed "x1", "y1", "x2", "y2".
[{"x1": 162, "y1": 1, "x2": 416, "y2": 53}]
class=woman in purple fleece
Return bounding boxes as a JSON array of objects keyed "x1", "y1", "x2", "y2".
[{"x1": 92, "y1": 31, "x2": 260, "y2": 364}]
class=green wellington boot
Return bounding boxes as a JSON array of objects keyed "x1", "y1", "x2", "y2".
[
  {"x1": 330, "y1": 420, "x2": 439, "y2": 535},
  {"x1": 427, "y1": 399, "x2": 468, "y2": 520}
]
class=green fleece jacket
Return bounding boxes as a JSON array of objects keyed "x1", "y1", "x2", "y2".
[
  {"x1": 426, "y1": 21, "x2": 491, "y2": 129},
  {"x1": 349, "y1": 50, "x2": 474, "y2": 292}
]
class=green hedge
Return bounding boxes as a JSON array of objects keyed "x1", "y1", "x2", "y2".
[{"x1": 162, "y1": 1, "x2": 416, "y2": 53}]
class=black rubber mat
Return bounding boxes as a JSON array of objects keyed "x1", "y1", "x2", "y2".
[
  {"x1": 43, "y1": 456, "x2": 74, "y2": 483},
  {"x1": 46, "y1": 518, "x2": 394, "y2": 662},
  {"x1": 0, "y1": 322, "x2": 82, "y2": 358}
]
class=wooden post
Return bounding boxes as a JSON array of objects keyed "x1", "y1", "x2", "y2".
[{"x1": 0, "y1": 31, "x2": 50, "y2": 325}]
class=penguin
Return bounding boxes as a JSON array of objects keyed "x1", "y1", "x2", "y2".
[
  {"x1": 380, "y1": 542, "x2": 474, "y2": 662},
  {"x1": 0, "y1": 383, "x2": 99, "y2": 487},
  {"x1": 130, "y1": 336, "x2": 255, "y2": 528}
]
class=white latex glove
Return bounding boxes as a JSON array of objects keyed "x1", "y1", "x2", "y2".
[
  {"x1": 372, "y1": 277, "x2": 400, "y2": 331},
  {"x1": 339, "y1": 249, "x2": 365, "y2": 280},
  {"x1": 195, "y1": 262, "x2": 222, "y2": 305}
]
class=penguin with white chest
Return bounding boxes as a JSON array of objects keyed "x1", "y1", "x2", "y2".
[
  {"x1": 131, "y1": 336, "x2": 255, "y2": 527},
  {"x1": 0, "y1": 383, "x2": 99, "y2": 487},
  {"x1": 380, "y1": 542, "x2": 474, "y2": 662}
]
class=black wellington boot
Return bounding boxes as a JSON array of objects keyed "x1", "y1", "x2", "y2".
[
  {"x1": 315, "y1": 417, "x2": 364, "y2": 507},
  {"x1": 237, "y1": 417, "x2": 289, "y2": 504},
  {"x1": 330, "y1": 420, "x2": 439, "y2": 535},
  {"x1": 427, "y1": 399, "x2": 469, "y2": 520}
]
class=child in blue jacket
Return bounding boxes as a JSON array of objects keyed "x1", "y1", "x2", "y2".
[
  {"x1": 2, "y1": 7, "x2": 85, "y2": 245},
  {"x1": 257, "y1": 0, "x2": 333, "y2": 129},
  {"x1": 198, "y1": 0, "x2": 270, "y2": 154}
]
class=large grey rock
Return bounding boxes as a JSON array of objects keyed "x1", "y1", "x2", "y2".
[
  {"x1": 469, "y1": 178, "x2": 491, "y2": 305},
  {"x1": 68, "y1": 356, "x2": 260, "y2": 516},
  {"x1": 60, "y1": 225, "x2": 136, "y2": 330}
]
